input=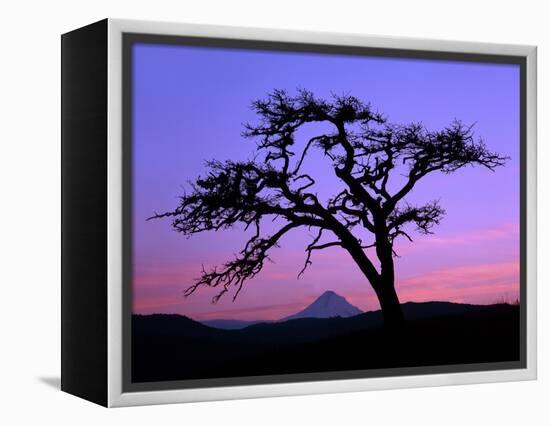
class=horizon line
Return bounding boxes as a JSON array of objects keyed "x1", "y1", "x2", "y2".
[{"x1": 133, "y1": 295, "x2": 520, "y2": 322}]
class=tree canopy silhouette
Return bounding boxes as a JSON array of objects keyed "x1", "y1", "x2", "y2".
[{"x1": 150, "y1": 89, "x2": 508, "y2": 327}]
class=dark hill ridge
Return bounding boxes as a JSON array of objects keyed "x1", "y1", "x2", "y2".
[
  {"x1": 132, "y1": 313, "x2": 215, "y2": 337},
  {"x1": 133, "y1": 300, "x2": 487, "y2": 342},
  {"x1": 132, "y1": 302, "x2": 520, "y2": 383},
  {"x1": 201, "y1": 319, "x2": 272, "y2": 330},
  {"x1": 242, "y1": 301, "x2": 488, "y2": 342},
  {"x1": 201, "y1": 291, "x2": 485, "y2": 330}
]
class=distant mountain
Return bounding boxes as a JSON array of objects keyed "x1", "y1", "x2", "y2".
[
  {"x1": 281, "y1": 290, "x2": 363, "y2": 321},
  {"x1": 201, "y1": 291, "x2": 362, "y2": 329}
]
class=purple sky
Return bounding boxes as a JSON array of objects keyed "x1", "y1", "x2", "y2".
[{"x1": 132, "y1": 42, "x2": 520, "y2": 320}]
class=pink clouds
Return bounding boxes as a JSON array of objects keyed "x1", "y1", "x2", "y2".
[
  {"x1": 410, "y1": 223, "x2": 518, "y2": 247},
  {"x1": 133, "y1": 282, "x2": 316, "y2": 320},
  {"x1": 392, "y1": 222, "x2": 519, "y2": 258},
  {"x1": 132, "y1": 222, "x2": 520, "y2": 320},
  {"x1": 133, "y1": 258, "x2": 519, "y2": 319},
  {"x1": 395, "y1": 261, "x2": 519, "y2": 304},
  {"x1": 345, "y1": 261, "x2": 519, "y2": 312}
]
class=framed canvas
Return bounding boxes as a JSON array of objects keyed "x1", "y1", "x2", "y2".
[{"x1": 61, "y1": 18, "x2": 537, "y2": 407}]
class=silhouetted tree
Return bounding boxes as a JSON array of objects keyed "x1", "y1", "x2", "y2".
[{"x1": 150, "y1": 89, "x2": 508, "y2": 327}]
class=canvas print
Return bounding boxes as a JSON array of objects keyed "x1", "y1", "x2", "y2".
[{"x1": 129, "y1": 40, "x2": 522, "y2": 386}]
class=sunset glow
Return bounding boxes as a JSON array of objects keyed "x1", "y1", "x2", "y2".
[{"x1": 131, "y1": 43, "x2": 520, "y2": 321}]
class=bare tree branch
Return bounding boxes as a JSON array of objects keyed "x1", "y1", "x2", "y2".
[{"x1": 185, "y1": 223, "x2": 299, "y2": 302}]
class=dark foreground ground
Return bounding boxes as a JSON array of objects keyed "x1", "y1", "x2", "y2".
[{"x1": 132, "y1": 302, "x2": 520, "y2": 383}]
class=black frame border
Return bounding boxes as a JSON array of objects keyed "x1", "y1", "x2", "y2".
[{"x1": 61, "y1": 19, "x2": 109, "y2": 406}]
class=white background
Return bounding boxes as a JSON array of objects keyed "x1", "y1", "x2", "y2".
[{"x1": 0, "y1": 0, "x2": 547, "y2": 424}]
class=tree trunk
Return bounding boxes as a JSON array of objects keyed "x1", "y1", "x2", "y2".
[
  {"x1": 375, "y1": 280, "x2": 405, "y2": 329},
  {"x1": 339, "y1": 231, "x2": 404, "y2": 329}
]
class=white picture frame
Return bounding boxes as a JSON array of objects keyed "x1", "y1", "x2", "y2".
[{"x1": 61, "y1": 18, "x2": 537, "y2": 407}]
